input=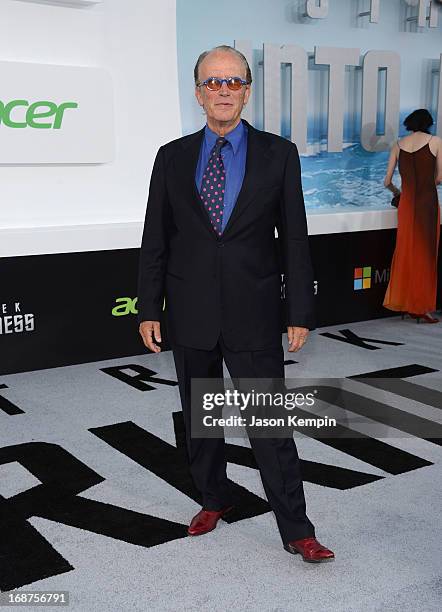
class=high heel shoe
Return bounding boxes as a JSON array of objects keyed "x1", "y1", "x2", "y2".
[{"x1": 408, "y1": 313, "x2": 439, "y2": 324}]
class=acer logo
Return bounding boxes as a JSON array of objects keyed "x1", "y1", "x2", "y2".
[
  {"x1": 0, "y1": 99, "x2": 78, "y2": 129},
  {"x1": 111, "y1": 297, "x2": 166, "y2": 317},
  {"x1": 111, "y1": 297, "x2": 138, "y2": 317}
]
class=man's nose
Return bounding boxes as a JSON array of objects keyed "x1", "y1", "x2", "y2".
[{"x1": 218, "y1": 81, "x2": 230, "y2": 94}]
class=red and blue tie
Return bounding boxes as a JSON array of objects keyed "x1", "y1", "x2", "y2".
[{"x1": 199, "y1": 137, "x2": 227, "y2": 236}]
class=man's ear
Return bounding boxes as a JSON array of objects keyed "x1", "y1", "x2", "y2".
[
  {"x1": 243, "y1": 85, "x2": 251, "y2": 106},
  {"x1": 195, "y1": 86, "x2": 204, "y2": 107}
]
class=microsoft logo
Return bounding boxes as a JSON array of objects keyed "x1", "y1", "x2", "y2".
[{"x1": 354, "y1": 266, "x2": 371, "y2": 290}]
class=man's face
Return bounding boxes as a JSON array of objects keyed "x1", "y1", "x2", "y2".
[{"x1": 195, "y1": 51, "x2": 251, "y2": 129}]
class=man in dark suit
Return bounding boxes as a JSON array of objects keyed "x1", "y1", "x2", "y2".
[{"x1": 137, "y1": 45, "x2": 334, "y2": 563}]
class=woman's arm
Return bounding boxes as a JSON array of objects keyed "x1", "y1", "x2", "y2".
[
  {"x1": 384, "y1": 142, "x2": 400, "y2": 195},
  {"x1": 435, "y1": 138, "x2": 442, "y2": 185}
]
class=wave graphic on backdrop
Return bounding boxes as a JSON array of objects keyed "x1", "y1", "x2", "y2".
[
  {"x1": 301, "y1": 142, "x2": 442, "y2": 211},
  {"x1": 301, "y1": 143, "x2": 392, "y2": 210}
]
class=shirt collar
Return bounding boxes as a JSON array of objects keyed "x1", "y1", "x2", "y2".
[{"x1": 204, "y1": 120, "x2": 246, "y2": 155}]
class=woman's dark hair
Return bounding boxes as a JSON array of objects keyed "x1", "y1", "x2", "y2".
[{"x1": 403, "y1": 109, "x2": 434, "y2": 133}]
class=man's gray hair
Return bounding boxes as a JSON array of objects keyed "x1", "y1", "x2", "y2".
[{"x1": 194, "y1": 45, "x2": 252, "y2": 85}]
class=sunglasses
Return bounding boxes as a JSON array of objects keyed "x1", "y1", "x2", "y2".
[{"x1": 197, "y1": 76, "x2": 249, "y2": 91}]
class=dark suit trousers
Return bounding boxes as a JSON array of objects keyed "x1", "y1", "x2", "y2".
[{"x1": 171, "y1": 334, "x2": 315, "y2": 544}]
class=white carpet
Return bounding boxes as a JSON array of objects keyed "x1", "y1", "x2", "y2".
[{"x1": 0, "y1": 316, "x2": 441, "y2": 611}]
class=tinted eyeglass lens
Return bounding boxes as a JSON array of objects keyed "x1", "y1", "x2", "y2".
[
  {"x1": 227, "y1": 77, "x2": 243, "y2": 90},
  {"x1": 206, "y1": 78, "x2": 222, "y2": 91}
]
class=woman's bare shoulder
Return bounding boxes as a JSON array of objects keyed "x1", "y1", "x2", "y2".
[
  {"x1": 429, "y1": 135, "x2": 442, "y2": 155},
  {"x1": 397, "y1": 134, "x2": 414, "y2": 145}
]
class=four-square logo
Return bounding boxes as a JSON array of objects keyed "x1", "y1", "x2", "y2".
[{"x1": 354, "y1": 266, "x2": 371, "y2": 290}]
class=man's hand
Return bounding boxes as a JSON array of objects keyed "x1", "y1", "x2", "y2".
[
  {"x1": 287, "y1": 326, "x2": 309, "y2": 352},
  {"x1": 139, "y1": 321, "x2": 162, "y2": 353}
]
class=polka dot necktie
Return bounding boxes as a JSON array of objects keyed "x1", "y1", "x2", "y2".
[{"x1": 199, "y1": 137, "x2": 227, "y2": 236}]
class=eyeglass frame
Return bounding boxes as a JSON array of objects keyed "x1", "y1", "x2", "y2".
[{"x1": 196, "y1": 76, "x2": 250, "y2": 91}]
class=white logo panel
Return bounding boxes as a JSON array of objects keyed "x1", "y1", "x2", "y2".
[{"x1": 0, "y1": 61, "x2": 114, "y2": 164}]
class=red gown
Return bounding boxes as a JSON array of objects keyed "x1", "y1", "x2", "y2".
[{"x1": 384, "y1": 141, "x2": 440, "y2": 314}]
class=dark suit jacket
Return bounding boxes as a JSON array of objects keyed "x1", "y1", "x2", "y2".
[{"x1": 137, "y1": 119, "x2": 315, "y2": 351}]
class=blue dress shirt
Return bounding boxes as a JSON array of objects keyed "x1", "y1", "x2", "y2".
[{"x1": 195, "y1": 120, "x2": 248, "y2": 232}]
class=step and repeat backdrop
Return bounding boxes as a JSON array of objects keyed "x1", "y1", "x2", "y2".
[
  {"x1": 0, "y1": 231, "x2": 405, "y2": 375},
  {"x1": 1, "y1": 0, "x2": 442, "y2": 374}
]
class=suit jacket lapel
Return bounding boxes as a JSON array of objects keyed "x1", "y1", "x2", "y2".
[
  {"x1": 222, "y1": 121, "x2": 272, "y2": 237},
  {"x1": 177, "y1": 126, "x2": 221, "y2": 240}
]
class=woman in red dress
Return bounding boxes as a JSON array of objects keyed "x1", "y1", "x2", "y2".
[{"x1": 383, "y1": 109, "x2": 442, "y2": 323}]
